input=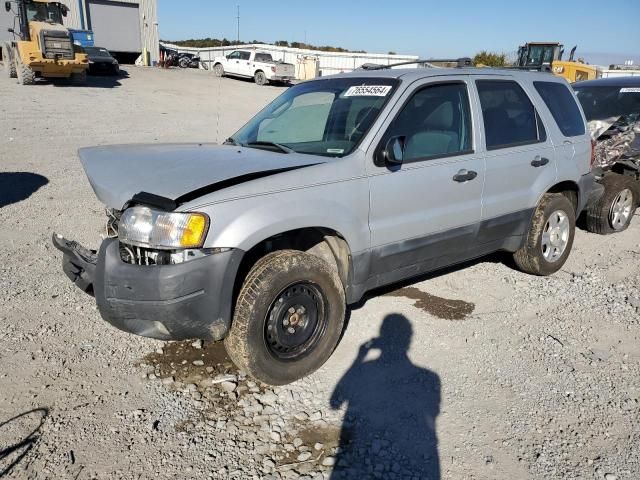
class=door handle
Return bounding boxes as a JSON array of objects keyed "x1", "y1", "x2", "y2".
[
  {"x1": 531, "y1": 156, "x2": 550, "y2": 167},
  {"x1": 453, "y1": 169, "x2": 478, "y2": 183}
]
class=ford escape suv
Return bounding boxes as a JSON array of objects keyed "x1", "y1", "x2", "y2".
[{"x1": 54, "y1": 67, "x2": 595, "y2": 385}]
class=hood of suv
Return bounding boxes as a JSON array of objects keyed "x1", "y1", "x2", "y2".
[{"x1": 79, "y1": 143, "x2": 327, "y2": 209}]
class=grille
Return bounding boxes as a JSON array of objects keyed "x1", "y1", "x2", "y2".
[{"x1": 42, "y1": 32, "x2": 74, "y2": 60}]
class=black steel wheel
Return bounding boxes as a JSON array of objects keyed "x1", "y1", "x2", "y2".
[
  {"x1": 225, "y1": 250, "x2": 345, "y2": 385},
  {"x1": 264, "y1": 282, "x2": 328, "y2": 361}
]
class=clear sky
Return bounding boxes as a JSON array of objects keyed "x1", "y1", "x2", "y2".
[{"x1": 157, "y1": 0, "x2": 640, "y2": 66}]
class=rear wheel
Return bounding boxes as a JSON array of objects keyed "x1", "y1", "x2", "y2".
[
  {"x1": 213, "y1": 63, "x2": 224, "y2": 77},
  {"x1": 514, "y1": 193, "x2": 576, "y2": 276},
  {"x1": 254, "y1": 70, "x2": 267, "y2": 86},
  {"x1": 1, "y1": 43, "x2": 16, "y2": 78},
  {"x1": 15, "y1": 54, "x2": 35, "y2": 85},
  {"x1": 585, "y1": 175, "x2": 637, "y2": 234},
  {"x1": 224, "y1": 250, "x2": 346, "y2": 385}
]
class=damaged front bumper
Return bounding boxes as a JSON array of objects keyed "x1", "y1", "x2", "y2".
[{"x1": 52, "y1": 234, "x2": 243, "y2": 341}]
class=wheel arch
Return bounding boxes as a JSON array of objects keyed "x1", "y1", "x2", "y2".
[
  {"x1": 544, "y1": 180, "x2": 580, "y2": 212},
  {"x1": 233, "y1": 226, "x2": 353, "y2": 307}
]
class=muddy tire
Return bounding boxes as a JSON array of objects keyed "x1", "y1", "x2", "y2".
[
  {"x1": 2, "y1": 43, "x2": 16, "y2": 78},
  {"x1": 513, "y1": 193, "x2": 576, "y2": 276},
  {"x1": 585, "y1": 175, "x2": 637, "y2": 235},
  {"x1": 224, "y1": 250, "x2": 345, "y2": 385},
  {"x1": 70, "y1": 70, "x2": 87, "y2": 85},
  {"x1": 15, "y1": 54, "x2": 35, "y2": 85},
  {"x1": 213, "y1": 63, "x2": 224, "y2": 77},
  {"x1": 254, "y1": 70, "x2": 267, "y2": 86}
]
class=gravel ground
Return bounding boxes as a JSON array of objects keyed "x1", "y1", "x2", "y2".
[{"x1": 1, "y1": 66, "x2": 639, "y2": 480}]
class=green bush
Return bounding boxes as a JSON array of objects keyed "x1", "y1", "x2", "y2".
[{"x1": 473, "y1": 51, "x2": 507, "y2": 67}]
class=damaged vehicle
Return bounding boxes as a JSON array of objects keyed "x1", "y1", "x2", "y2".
[
  {"x1": 54, "y1": 67, "x2": 596, "y2": 385},
  {"x1": 574, "y1": 76, "x2": 640, "y2": 233}
]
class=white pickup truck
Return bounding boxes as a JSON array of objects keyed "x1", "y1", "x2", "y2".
[{"x1": 212, "y1": 50, "x2": 295, "y2": 85}]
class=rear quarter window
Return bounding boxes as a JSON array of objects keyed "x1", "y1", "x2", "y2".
[{"x1": 534, "y1": 81, "x2": 585, "y2": 137}]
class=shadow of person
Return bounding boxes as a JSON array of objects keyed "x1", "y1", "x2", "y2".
[
  {"x1": 330, "y1": 314, "x2": 441, "y2": 479},
  {"x1": 0, "y1": 172, "x2": 49, "y2": 208},
  {"x1": 0, "y1": 408, "x2": 48, "y2": 478}
]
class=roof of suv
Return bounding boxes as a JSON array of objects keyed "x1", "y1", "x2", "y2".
[
  {"x1": 321, "y1": 68, "x2": 567, "y2": 82},
  {"x1": 573, "y1": 76, "x2": 640, "y2": 88}
]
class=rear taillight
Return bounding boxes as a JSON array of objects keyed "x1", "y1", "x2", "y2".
[
  {"x1": 271, "y1": 66, "x2": 276, "y2": 72},
  {"x1": 590, "y1": 139, "x2": 597, "y2": 169}
]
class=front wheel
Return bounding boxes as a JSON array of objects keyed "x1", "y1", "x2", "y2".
[
  {"x1": 224, "y1": 250, "x2": 346, "y2": 385},
  {"x1": 585, "y1": 175, "x2": 637, "y2": 234},
  {"x1": 15, "y1": 54, "x2": 35, "y2": 85},
  {"x1": 513, "y1": 193, "x2": 576, "y2": 276},
  {"x1": 213, "y1": 63, "x2": 224, "y2": 77}
]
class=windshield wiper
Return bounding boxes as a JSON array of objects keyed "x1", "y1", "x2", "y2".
[{"x1": 244, "y1": 141, "x2": 294, "y2": 154}]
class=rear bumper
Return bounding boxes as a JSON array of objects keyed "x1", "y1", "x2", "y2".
[
  {"x1": 271, "y1": 75, "x2": 294, "y2": 82},
  {"x1": 53, "y1": 235, "x2": 243, "y2": 341}
]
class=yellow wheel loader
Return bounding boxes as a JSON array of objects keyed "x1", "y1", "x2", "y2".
[
  {"x1": 1, "y1": 0, "x2": 88, "y2": 85},
  {"x1": 516, "y1": 42, "x2": 598, "y2": 83}
]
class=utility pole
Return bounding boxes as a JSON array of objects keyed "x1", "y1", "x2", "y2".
[{"x1": 236, "y1": 5, "x2": 240, "y2": 44}]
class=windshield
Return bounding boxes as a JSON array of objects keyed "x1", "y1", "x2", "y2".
[
  {"x1": 522, "y1": 45, "x2": 557, "y2": 67},
  {"x1": 27, "y1": 3, "x2": 63, "y2": 24},
  {"x1": 574, "y1": 86, "x2": 640, "y2": 121},
  {"x1": 231, "y1": 78, "x2": 399, "y2": 157}
]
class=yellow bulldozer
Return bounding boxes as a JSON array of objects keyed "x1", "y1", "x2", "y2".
[
  {"x1": 516, "y1": 42, "x2": 598, "y2": 83},
  {"x1": 1, "y1": 0, "x2": 88, "y2": 85}
]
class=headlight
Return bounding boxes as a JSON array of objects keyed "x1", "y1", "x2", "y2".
[{"x1": 119, "y1": 206, "x2": 209, "y2": 250}]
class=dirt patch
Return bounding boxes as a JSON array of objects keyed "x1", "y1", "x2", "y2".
[
  {"x1": 142, "y1": 340, "x2": 234, "y2": 384},
  {"x1": 387, "y1": 287, "x2": 475, "y2": 320}
]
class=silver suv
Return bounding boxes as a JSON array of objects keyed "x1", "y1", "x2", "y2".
[{"x1": 55, "y1": 67, "x2": 597, "y2": 385}]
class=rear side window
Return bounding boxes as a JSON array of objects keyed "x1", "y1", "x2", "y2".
[
  {"x1": 534, "y1": 81, "x2": 585, "y2": 137},
  {"x1": 476, "y1": 80, "x2": 544, "y2": 150}
]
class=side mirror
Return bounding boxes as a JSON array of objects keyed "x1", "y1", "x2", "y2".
[
  {"x1": 7, "y1": 27, "x2": 14, "y2": 33},
  {"x1": 383, "y1": 136, "x2": 405, "y2": 164},
  {"x1": 5, "y1": 2, "x2": 10, "y2": 13},
  {"x1": 61, "y1": 4, "x2": 68, "y2": 16}
]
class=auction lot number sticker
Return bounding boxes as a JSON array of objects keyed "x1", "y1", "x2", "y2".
[
  {"x1": 344, "y1": 85, "x2": 392, "y2": 97},
  {"x1": 620, "y1": 88, "x2": 640, "y2": 93}
]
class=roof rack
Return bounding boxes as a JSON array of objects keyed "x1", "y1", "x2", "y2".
[{"x1": 361, "y1": 57, "x2": 473, "y2": 70}]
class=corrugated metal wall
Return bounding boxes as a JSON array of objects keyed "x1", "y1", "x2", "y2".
[
  {"x1": 161, "y1": 42, "x2": 420, "y2": 78},
  {"x1": 62, "y1": 0, "x2": 158, "y2": 61}
]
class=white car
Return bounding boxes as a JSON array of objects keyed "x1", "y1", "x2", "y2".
[{"x1": 212, "y1": 49, "x2": 295, "y2": 85}]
